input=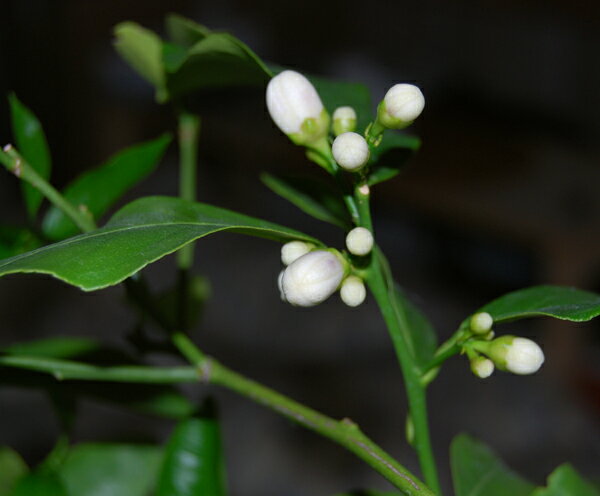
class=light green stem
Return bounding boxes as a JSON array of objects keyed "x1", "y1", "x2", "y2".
[
  {"x1": 0, "y1": 350, "x2": 433, "y2": 496},
  {"x1": 0, "y1": 146, "x2": 96, "y2": 233}
]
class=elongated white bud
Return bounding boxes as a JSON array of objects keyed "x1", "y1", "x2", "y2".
[
  {"x1": 332, "y1": 106, "x2": 357, "y2": 136},
  {"x1": 470, "y1": 312, "x2": 493, "y2": 335},
  {"x1": 478, "y1": 336, "x2": 545, "y2": 375},
  {"x1": 470, "y1": 356, "x2": 494, "y2": 378},
  {"x1": 332, "y1": 132, "x2": 370, "y2": 171},
  {"x1": 281, "y1": 240, "x2": 313, "y2": 266},
  {"x1": 345, "y1": 227, "x2": 374, "y2": 256},
  {"x1": 377, "y1": 84, "x2": 425, "y2": 129},
  {"x1": 340, "y1": 276, "x2": 366, "y2": 307},
  {"x1": 266, "y1": 70, "x2": 329, "y2": 145},
  {"x1": 281, "y1": 250, "x2": 345, "y2": 307}
]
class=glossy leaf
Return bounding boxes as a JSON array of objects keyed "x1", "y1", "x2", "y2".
[
  {"x1": 459, "y1": 285, "x2": 600, "y2": 331},
  {"x1": 157, "y1": 401, "x2": 226, "y2": 496},
  {"x1": 42, "y1": 134, "x2": 171, "y2": 241},
  {"x1": 58, "y1": 444, "x2": 162, "y2": 496},
  {"x1": 0, "y1": 196, "x2": 318, "y2": 291},
  {"x1": 113, "y1": 22, "x2": 167, "y2": 99},
  {"x1": 10, "y1": 472, "x2": 67, "y2": 496},
  {"x1": 450, "y1": 434, "x2": 535, "y2": 496},
  {"x1": 165, "y1": 14, "x2": 211, "y2": 47},
  {"x1": 0, "y1": 447, "x2": 28, "y2": 495},
  {"x1": 368, "y1": 133, "x2": 421, "y2": 186},
  {"x1": 532, "y1": 464, "x2": 599, "y2": 496},
  {"x1": 9, "y1": 94, "x2": 52, "y2": 218},
  {"x1": 0, "y1": 226, "x2": 41, "y2": 260},
  {"x1": 261, "y1": 173, "x2": 351, "y2": 229}
]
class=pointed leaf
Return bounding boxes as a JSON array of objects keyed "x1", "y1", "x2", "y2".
[
  {"x1": 165, "y1": 14, "x2": 211, "y2": 47},
  {"x1": 0, "y1": 226, "x2": 41, "y2": 260},
  {"x1": 113, "y1": 22, "x2": 166, "y2": 99},
  {"x1": 261, "y1": 173, "x2": 351, "y2": 229},
  {"x1": 0, "y1": 447, "x2": 28, "y2": 496},
  {"x1": 157, "y1": 400, "x2": 226, "y2": 496},
  {"x1": 3, "y1": 337, "x2": 100, "y2": 360},
  {"x1": 532, "y1": 464, "x2": 599, "y2": 496},
  {"x1": 9, "y1": 94, "x2": 52, "y2": 218},
  {"x1": 58, "y1": 444, "x2": 162, "y2": 496},
  {"x1": 42, "y1": 134, "x2": 171, "y2": 240},
  {"x1": 459, "y1": 285, "x2": 600, "y2": 331},
  {"x1": 0, "y1": 196, "x2": 318, "y2": 291},
  {"x1": 451, "y1": 434, "x2": 536, "y2": 496}
]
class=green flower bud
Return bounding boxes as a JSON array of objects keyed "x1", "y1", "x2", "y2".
[
  {"x1": 470, "y1": 312, "x2": 493, "y2": 335},
  {"x1": 332, "y1": 106, "x2": 357, "y2": 136},
  {"x1": 470, "y1": 356, "x2": 494, "y2": 379}
]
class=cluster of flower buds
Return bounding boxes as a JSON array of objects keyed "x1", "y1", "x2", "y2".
[
  {"x1": 277, "y1": 227, "x2": 374, "y2": 308},
  {"x1": 464, "y1": 312, "x2": 545, "y2": 378}
]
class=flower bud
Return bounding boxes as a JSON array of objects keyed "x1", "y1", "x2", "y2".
[
  {"x1": 470, "y1": 356, "x2": 494, "y2": 379},
  {"x1": 340, "y1": 276, "x2": 366, "y2": 307},
  {"x1": 470, "y1": 312, "x2": 493, "y2": 335},
  {"x1": 277, "y1": 270, "x2": 286, "y2": 301},
  {"x1": 332, "y1": 106, "x2": 357, "y2": 136},
  {"x1": 332, "y1": 132, "x2": 370, "y2": 171},
  {"x1": 345, "y1": 227, "x2": 374, "y2": 256},
  {"x1": 281, "y1": 240, "x2": 313, "y2": 266},
  {"x1": 266, "y1": 70, "x2": 330, "y2": 145},
  {"x1": 479, "y1": 336, "x2": 545, "y2": 375},
  {"x1": 281, "y1": 250, "x2": 345, "y2": 307},
  {"x1": 377, "y1": 84, "x2": 425, "y2": 129}
]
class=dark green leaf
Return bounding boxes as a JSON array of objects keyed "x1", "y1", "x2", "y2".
[
  {"x1": 9, "y1": 94, "x2": 52, "y2": 218},
  {"x1": 163, "y1": 32, "x2": 272, "y2": 101},
  {"x1": 3, "y1": 338, "x2": 100, "y2": 360},
  {"x1": 261, "y1": 172, "x2": 352, "y2": 229},
  {"x1": 0, "y1": 196, "x2": 318, "y2": 291},
  {"x1": 42, "y1": 134, "x2": 171, "y2": 241},
  {"x1": 113, "y1": 22, "x2": 167, "y2": 99},
  {"x1": 450, "y1": 434, "x2": 535, "y2": 496},
  {"x1": 335, "y1": 491, "x2": 400, "y2": 496},
  {"x1": 0, "y1": 226, "x2": 41, "y2": 260},
  {"x1": 58, "y1": 444, "x2": 162, "y2": 496},
  {"x1": 165, "y1": 14, "x2": 211, "y2": 47},
  {"x1": 0, "y1": 447, "x2": 28, "y2": 496},
  {"x1": 157, "y1": 400, "x2": 226, "y2": 496},
  {"x1": 10, "y1": 472, "x2": 66, "y2": 496},
  {"x1": 532, "y1": 464, "x2": 599, "y2": 496},
  {"x1": 460, "y1": 285, "x2": 600, "y2": 331},
  {"x1": 368, "y1": 133, "x2": 421, "y2": 187}
]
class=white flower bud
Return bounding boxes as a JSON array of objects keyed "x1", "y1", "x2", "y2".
[
  {"x1": 470, "y1": 312, "x2": 493, "y2": 335},
  {"x1": 377, "y1": 84, "x2": 425, "y2": 129},
  {"x1": 340, "y1": 276, "x2": 367, "y2": 307},
  {"x1": 345, "y1": 227, "x2": 374, "y2": 256},
  {"x1": 281, "y1": 240, "x2": 313, "y2": 266},
  {"x1": 277, "y1": 270, "x2": 286, "y2": 301},
  {"x1": 281, "y1": 250, "x2": 345, "y2": 307},
  {"x1": 266, "y1": 70, "x2": 329, "y2": 145},
  {"x1": 470, "y1": 356, "x2": 494, "y2": 379},
  {"x1": 332, "y1": 106, "x2": 357, "y2": 136},
  {"x1": 480, "y1": 336, "x2": 545, "y2": 375},
  {"x1": 332, "y1": 132, "x2": 370, "y2": 171}
]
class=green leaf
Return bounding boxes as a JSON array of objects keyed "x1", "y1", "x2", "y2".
[
  {"x1": 396, "y1": 288, "x2": 438, "y2": 373},
  {"x1": 0, "y1": 196, "x2": 318, "y2": 291},
  {"x1": 308, "y1": 76, "x2": 372, "y2": 133},
  {"x1": 368, "y1": 133, "x2": 421, "y2": 187},
  {"x1": 42, "y1": 134, "x2": 171, "y2": 241},
  {"x1": 163, "y1": 32, "x2": 272, "y2": 101},
  {"x1": 113, "y1": 22, "x2": 167, "y2": 99},
  {"x1": 460, "y1": 285, "x2": 600, "y2": 331},
  {"x1": 10, "y1": 473, "x2": 66, "y2": 496},
  {"x1": 450, "y1": 434, "x2": 536, "y2": 496},
  {"x1": 165, "y1": 14, "x2": 211, "y2": 48},
  {"x1": 157, "y1": 400, "x2": 226, "y2": 496},
  {"x1": 334, "y1": 491, "x2": 400, "y2": 496},
  {"x1": 0, "y1": 447, "x2": 28, "y2": 496},
  {"x1": 58, "y1": 444, "x2": 162, "y2": 496},
  {"x1": 532, "y1": 464, "x2": 600, "y2": 496},
  {"x1": 261, "y1": 173, "x2": 352, "y2": 229},
  {"x1": 8, "y1": 94, "x2": 52, "y2": 218},
  {"x1": 3, "y1": 337, "x2": 100, "y2": 360},
  {"x1": 0, "y1": 226, "x2": 41, "y2": 260}
]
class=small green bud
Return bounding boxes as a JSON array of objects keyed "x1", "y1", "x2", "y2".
[
  {"x1": 332, "y1": 106, "x2": 357, "y2": 136},
  {"x1": 470, "y1": 312, "x2": 493, "y2": 335},
  {"x1": 470, "y1": 356, "x2": 494, "y2": 379}
]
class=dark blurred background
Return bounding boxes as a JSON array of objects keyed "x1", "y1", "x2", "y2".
[{"x1": 0, "y1": 1, "x2": 599, "y2": 494}]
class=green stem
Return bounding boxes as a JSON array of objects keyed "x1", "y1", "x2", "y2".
[
  {"x1": 0, "y1": 146, "x2": 96, "y2": 233},
  {"x1": 0, "y1": 351, "x2": 433, "y2": 496}
]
